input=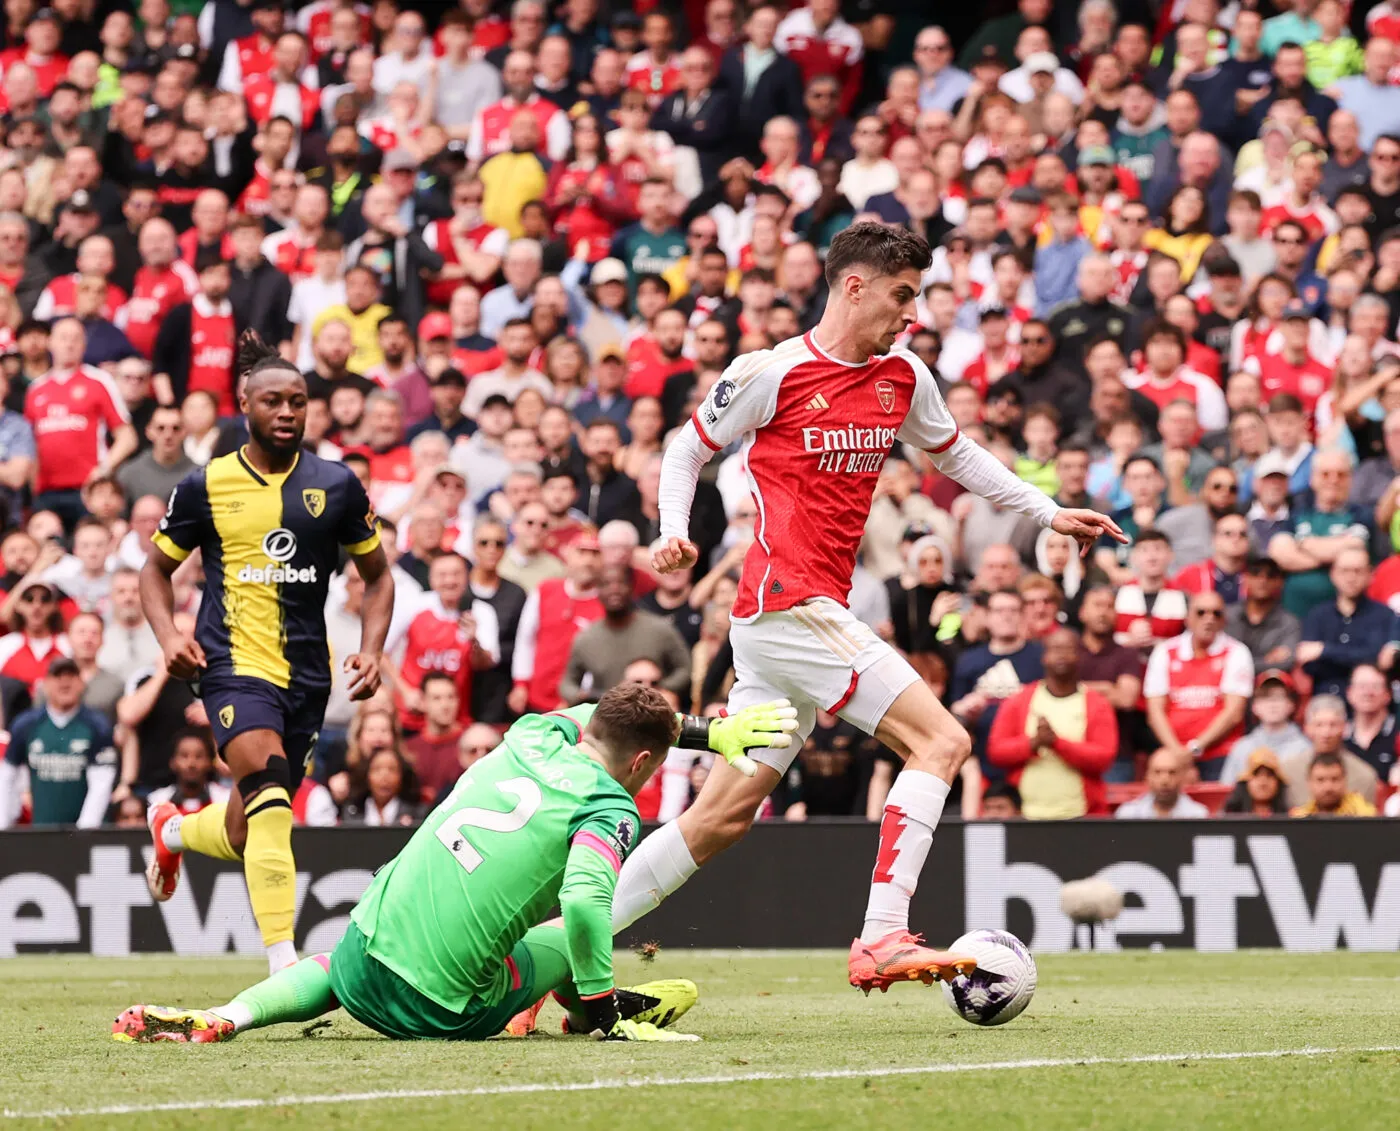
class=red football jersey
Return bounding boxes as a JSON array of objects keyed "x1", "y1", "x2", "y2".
[
  {"x1": 24, "y1": 366, "x2": 130, "y2": 492},
  {"x1": 0, "y1": 633, "x2": 72, "y2": 694},
  {"x1": 397, "y1": 600, "x2": 480, "y2": 733},
  {"x1": 422, "y1": 219, "x2": 510, "y2": 306},
  {"x1": 624, "y1": 52, "x2": 682, "y2": 107},
  {"x1": 262, "y1": 228, "x2": 321, "y2": 284},
  {"x1": 689, "y1": 332, "x2": 957, "y2": 622},
  {"x1": 1252, "y1": 351, "x2": 1332, "y2": 417},
  {"x1": 32, "y1": 275, "x2": 127, "y2": 323},
  {"x1": 1143, "y1": 632, "x2": 1255, "y2": 761},
  {"x1": 121, "y1": 262, "x2": 198, "y2": 359}
]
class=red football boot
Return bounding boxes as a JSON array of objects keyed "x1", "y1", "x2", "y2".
[{"x1": 848, "y1": 931, "x2": 977, "y2": 994}]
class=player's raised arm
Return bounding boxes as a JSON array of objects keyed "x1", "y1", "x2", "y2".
[{"x1": 897, "y1": 354, "x2": 1127, "y2": 558}]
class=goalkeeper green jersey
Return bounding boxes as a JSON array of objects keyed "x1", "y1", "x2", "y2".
[{"x1": 349, "y1": 706, "x2": 640, "y2": 1012}]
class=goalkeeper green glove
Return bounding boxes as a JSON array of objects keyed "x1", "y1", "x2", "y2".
[
  {"x1": 706, "y1": 699, "x2": 799, "y2": 778},
  {"x1": 599, "y1": 1018, "x2": 701, "y2": 1042}
]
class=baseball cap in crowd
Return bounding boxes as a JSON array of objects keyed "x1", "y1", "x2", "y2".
[
  {"x1": 1008, "y1": 185, "x2": 1042, "y2": 206},
  {"x1": 1251, "y1": 451, "x2": 1291, "y2": 479},
  {"x1": 383, "y1": 148, "x2": 418, "y2": 172},
  {"x1": 161, "y1": 42, "x2": 200, "y2": 64},
  {"x1": 1025, "y1": 51, "x2": 1059, "y2": 75},
  {"x1": 145, "y1": 107, "x2": 175, "y2": 125},
  {"x1": 972, "y1": 43, "x2": 1008, "y2": 68},
  {"x1": 1254, "y1": 669, "x2": 1297, "y2": 697},
  {"x1": 1077, "y1": 145, "x2": 1116, "y2": 168},
  {"x1": 67, "y1": 189, "x2": 96, "y2": 214},
  {"x1": 1241, "y1": 748, "x2": 1289, "y2": 784},
  {"x1": 47, "y1": 656, "x2": 80, "y2": 678},
  {"x1": 32, "y1": 7, "x2": 58, "y2": 23},
  {"x1": 418, "y1": 312, "x2": 453, "y2": 340},
  {"x1": 429, "y1": 367, "x2": 466, "y2": 388},
  {"x1": 611, "y1": 11, "x2": 641, "y2": 29},
  {"x1": 590, "y1": 258, "x2": 629, "y2": 286},
  {"x1": 597, "y1": 343, "x2": 626, "y2": 362},
  {"x1": 979, "y1": 305, "x2": 1008, "y2": 322},
  {"x1": 1261, "y1": 118, "x2": 1293, "y2": 142},
  {"x1": 1245, "y1": 553, "x2": 1283, "y2": 576},
  {"x1": 1281, "y1": 299, "x2": 1310, "y2": 320},
  {"x1": 430, "y1": 464, "x2": 465, "y2": 485},
  {"x1": 480, "y1": 393, "x2": 511, "y2": 412},
  {"x1": 20, "y1": 579, "x2": 58, "y2": 602}
]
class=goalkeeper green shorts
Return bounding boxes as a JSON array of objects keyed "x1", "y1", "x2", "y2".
[{"x1": 329, "y1": 923, "x2": 539, "y2": 1040}]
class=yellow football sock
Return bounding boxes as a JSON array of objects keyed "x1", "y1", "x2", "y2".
[
  {"x1": 177, "y1": 803, "x2": 240, "y2": 861},
  {"x1": 242, "y1": 788, "x2": 296, "y2": 947}
]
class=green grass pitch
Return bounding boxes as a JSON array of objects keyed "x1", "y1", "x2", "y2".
[{"x1": 2, "y1": 950, "x2": 1398, "y2": 1129}]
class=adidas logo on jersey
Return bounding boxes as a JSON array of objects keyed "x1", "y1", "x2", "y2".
[{"x1": 804, "y1": 393, "x2": 830, "y2": 411}]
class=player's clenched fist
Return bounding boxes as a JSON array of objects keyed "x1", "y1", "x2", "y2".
[
  {"x1": 161, "y1": 633, "x2": 206, "y2": 680},
  {"x1": 650, "y1": 536, "x2": 700, "y2": 574}
]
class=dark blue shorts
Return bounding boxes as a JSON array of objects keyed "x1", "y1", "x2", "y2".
[{"x1": 198, "y1": 674, "x2": 330, "y2": 788}]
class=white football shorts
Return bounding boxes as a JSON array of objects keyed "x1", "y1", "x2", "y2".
[{"x1": 726, "y1": 596, "x2": 920, "y2": 773}]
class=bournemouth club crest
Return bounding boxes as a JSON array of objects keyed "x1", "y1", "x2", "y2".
[
  {"x1": 875, "y1": 380, "x2": 895, "y2": 413},
  {"x1": 303, "y1": 488, "x2": 327, "y2": 518}
]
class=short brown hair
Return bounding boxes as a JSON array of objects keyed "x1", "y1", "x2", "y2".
[
  {"x1": 588, "y1": 683, "x2": 680, "y2": 764},
  {"x1": 824, "y1": 221, "x2": 932, "y2": 287}
]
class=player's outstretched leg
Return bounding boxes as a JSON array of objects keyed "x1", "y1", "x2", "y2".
[
  {"x1": 849, "y1": 679, "x2": 977, "y2": 994},
  {"x1": 113, "y1": 954, "x2": 337, "y2": 1043}
]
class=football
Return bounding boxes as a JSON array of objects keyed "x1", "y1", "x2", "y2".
[{"x1": 940, "y1": 928, "x2": 1038, "y2": 1026}]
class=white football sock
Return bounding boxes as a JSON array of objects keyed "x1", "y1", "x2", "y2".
[
  {"x1": 159, "y1": 813, "x2": 185, "y2": 853},
  {"x1": 266, "y1": 939, "x2": 299, "y2": 975},
  {"x1": 211, "y1": 1001, "x2": 255, "y2": 1031},
  {"x1": 860, "y1": 769, "x2": 950, "y2": 943},
  {"x1": 610, "y1": 820, "x2": 698, "y2": 932}
]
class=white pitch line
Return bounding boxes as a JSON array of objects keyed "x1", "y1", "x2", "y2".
[{"x1": 4, "y1": 1044, "x2": 1398, "y2": 1120}]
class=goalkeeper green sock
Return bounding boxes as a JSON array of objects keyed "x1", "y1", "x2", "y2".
[{"x1": 213, "y1": 954, "x2": 336, "y2": 1032}]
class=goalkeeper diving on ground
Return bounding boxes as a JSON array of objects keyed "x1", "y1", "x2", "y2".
[{"x1": 112, "y1": 685, "x2": 797, "y2": 1044}]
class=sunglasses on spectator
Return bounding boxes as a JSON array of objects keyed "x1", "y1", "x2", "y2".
[{"x1": 1193, "y1": 607, "x2": 1224, "y2": 618}]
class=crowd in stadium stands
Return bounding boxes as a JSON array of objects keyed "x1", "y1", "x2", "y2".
[{"x1": 2, "y1": 0, "x2": 1400, "y2": 830}]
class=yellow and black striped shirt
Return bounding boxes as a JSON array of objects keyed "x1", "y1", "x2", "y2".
[{"x1": 151, "y1": 448, "x2": 380, "y2": 689}]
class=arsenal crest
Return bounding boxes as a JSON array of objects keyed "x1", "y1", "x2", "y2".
[
  {"x1": 303, "y1": 488, "x2": 326, "y2": 518},
  {"x1": 875, "y1": 380, "x2": 896, "y2": 413}
]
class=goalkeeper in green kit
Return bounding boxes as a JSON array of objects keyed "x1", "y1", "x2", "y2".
[{"x1": 112, "y1": 685, "x2": 797, "y2": 1045}]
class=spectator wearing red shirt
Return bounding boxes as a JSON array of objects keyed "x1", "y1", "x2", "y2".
[
  {"x1": 32, "y1": 235, "x2": 127, "y2": 324},
  {"x1": 423, "y1": 175, "x2": 510, "y2": 305},
  {"x1": 1144, "y1": 591, "x2": 1255, "y2": 781},
  {"x1": 243, "y1": 32, "x2": 321, "y2": 133},
  {"x1": 0, "y1": 577, "x2": 72, "y2": 695},
  {"x1": 510, "y1": 538, "x2": 604, "y2": 713},
  {"x1": 404, "y1": 672, "x2": 467, "y2": 799},
  {"x1": 1114, "y1": 529, "x2": 1188, "y2": 650},
  {"x1": 1173, "y1": 512, "x2": 1251, "y2": 606},
  {"x1": 177, "y1": 189, "x2": 235, "y2": 270},
  {"x1": 1260, "y1": 151, "x2": 1339, "y2": 244},
  {"x1": 467, "y1": 49, "x2": 572, "y2": 164},
  {"x1": 394, "y1": 553, "x2": 500, "y2": 736},
  {"x1": 217, "y1": 0, "x2": 284, "y2": 94},
  {"x1": 343, "y1": 390, "x2": 415, "y2": 517},
  {"x1": 119, "y1": 219, "x2": 198, "y2": 361},
  {"x1": 261, "y1": 185, "x2": 331, "y2": 285},
  {"x1": 774, "y1": 0, "x2": 863, "y2": 117},
  {"x1": 1246, "y1": 300, "x2": 1332, "y2": 419},
  {"x1": 624, "y1": 10, "x2": 682, "y2": 108},
  {"x1": 626, "y1": 306, "x2": 691, "y2": 399},
  {"x1": 1161, "y1": 293, "x2": 1220, "y2": 383},
  {"x1": 988, "y1": 628, "x2": 1118, "y2": 818},
  {"x1": 24, "y1": 318, "x2": 136, "y2": 528},
  {"x1": 151, "y1": 253, "x2": 239, "y2": 417},
  {"x1": 0, "y1": 10, "x2": 68, "y2": 98}
]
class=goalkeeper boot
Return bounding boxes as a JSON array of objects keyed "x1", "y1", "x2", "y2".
[
  {"x1": 145, "y1": 802, "x2": 182, "y2": 902},
  {"x1": 561, "y1": 979, "x2": 698, "y2": 1033},
  {"x1": 505, "y1": 996, "x2": 546, "y2": 1037},
  {"x1": 112, "y1": 1005, "x2": 237, "y2": 1044},
  {"x1": 848, "y1": 931, "x2": 977, "y2": 995}
]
